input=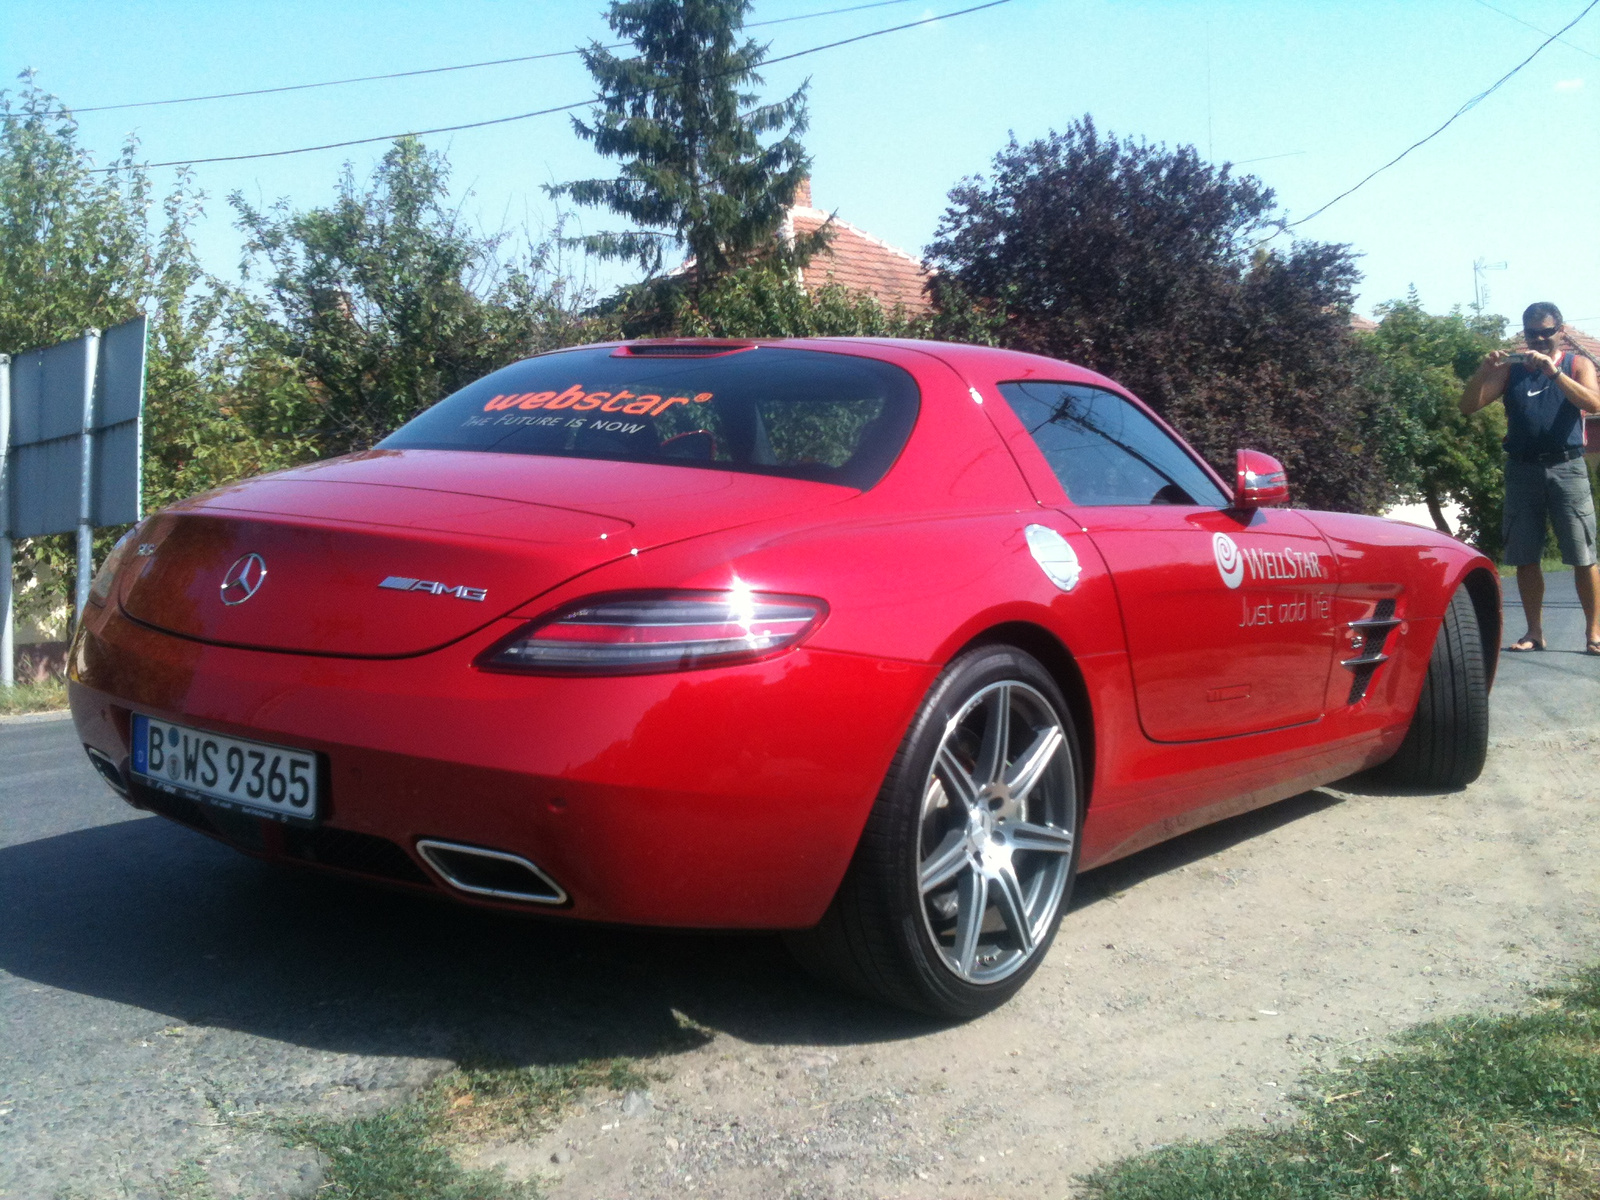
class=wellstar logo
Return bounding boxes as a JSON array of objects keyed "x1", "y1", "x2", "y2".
[
  {"x1": 1214, "y1": 534, "x2": 1326, "y2": 589},
  {"x1": 1213, "y1": 533, "x2": 1245, "y2": 588},
  {"x1": 1240, "y1": 545, "x2": 1327, "y2": 582}
]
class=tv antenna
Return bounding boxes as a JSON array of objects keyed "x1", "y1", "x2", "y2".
[{"x1": 1473, "y1": 258, "x2": 1507, "y2": 313}]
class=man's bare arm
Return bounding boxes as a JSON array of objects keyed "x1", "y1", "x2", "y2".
[
  {"x1": 1556, "y1": 353, "x2": 1600, "y2": 414},
  {"x1": 1461, "y1": 351, "x2": 1512, "y2": 414}
]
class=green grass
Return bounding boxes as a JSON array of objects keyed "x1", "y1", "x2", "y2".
[
  {"x1": 272, "y1": 1056, "x2": 650, "y2": 1200},
  {"x1": 1080, "y1": 966, "x2": 1600, "y2": 1199},
  {"x1": 1497, "y1": 559, "x2": 1573, "y2": 577},
  {"x1": 0, "y1": 677, "x2": 68, "y2": 716}
]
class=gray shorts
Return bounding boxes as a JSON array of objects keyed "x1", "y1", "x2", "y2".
[{"x1": 1502, "y1": 456, "x2": 1598, "y2": 567}]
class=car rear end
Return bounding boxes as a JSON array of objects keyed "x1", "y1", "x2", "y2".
[{"x1": 68, "y1": 341, "x2": 940, "y2": 928}]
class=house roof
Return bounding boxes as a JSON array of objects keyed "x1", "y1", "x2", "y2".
[
  {"x1": 1560, "y1": 325, "x2": 1600, "y2": 365},
  {"x1": 783, "y1": 180, "x2": 935, "y2": 317}
]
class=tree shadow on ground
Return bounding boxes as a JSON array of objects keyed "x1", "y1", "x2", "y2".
[{"x1": 0, "y1": 786, "x2": 1347, "y2": 1066}]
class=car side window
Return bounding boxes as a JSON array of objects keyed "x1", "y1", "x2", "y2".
[{"x1": 998, "y1": 381, "x2": 1229, "y2": 507}]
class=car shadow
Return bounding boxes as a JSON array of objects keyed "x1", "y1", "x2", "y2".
[
  {"x1": 1072, "y1": 787, "x2": 1344, "y2": 907},
  {"x1": 0, "y1": 788, "x2": 1346, "y2": 1065},
  {"x1": 1323, "y1": 772, "x2": 1456, "y2": 799}
]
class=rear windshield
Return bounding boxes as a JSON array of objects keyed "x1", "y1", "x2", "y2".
[{"x1": 379, "y1": 345, "x2": 920, "y2": 490}]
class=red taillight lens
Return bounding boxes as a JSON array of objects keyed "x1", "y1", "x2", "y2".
[{"x1": 476, "y1": 590, "x2": 828, "y2": 675}]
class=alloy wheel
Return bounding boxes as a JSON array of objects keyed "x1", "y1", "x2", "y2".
[{"x1": 915, "y1": 679, "x2": 1076, "y2": 985}]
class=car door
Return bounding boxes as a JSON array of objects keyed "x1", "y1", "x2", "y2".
[{"x1": 997, "y1": 381, "x2": 1339, "y2": 742}]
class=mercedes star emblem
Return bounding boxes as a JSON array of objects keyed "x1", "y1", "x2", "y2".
[{"x1": 220, "y1": 553, "x2": 268, "y2": 606}]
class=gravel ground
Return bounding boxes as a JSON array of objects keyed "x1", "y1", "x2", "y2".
[
  {"x1": 507, "y1": 728, "x2": 1599, "y2": 1200},
  {"x1": 3, "y1": 575, "x2": 1596, "y2": 1199}
]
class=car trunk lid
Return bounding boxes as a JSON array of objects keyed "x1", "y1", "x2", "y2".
[{"x1": 119, "y1": 450, "x2": 847, "y2": 657}]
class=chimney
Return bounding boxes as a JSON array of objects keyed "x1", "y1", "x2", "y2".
[{"x1": 794, "y1": 176, "x2": 812, "y2": 208}]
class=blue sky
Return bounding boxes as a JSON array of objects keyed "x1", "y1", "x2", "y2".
[{"x1": 8, "y1": 0, "x2": 1600, "y2": 329}]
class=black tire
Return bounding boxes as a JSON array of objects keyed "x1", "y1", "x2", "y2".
[
  {"x1": 786, "y1": 645, "x2": 1083, "y2": 1019},
  {"x1": 1373, "y1": 585, "x2": 1489, "y2": 789}
]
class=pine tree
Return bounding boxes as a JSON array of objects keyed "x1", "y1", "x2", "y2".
[{"x1": 550, "y1": 0, "x2": 816, "y2": 286}]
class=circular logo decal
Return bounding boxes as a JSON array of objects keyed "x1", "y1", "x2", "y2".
[
  {"x1": 1212, "y1": 533, "x2": 1245, "y2": 589},
  {"x1": 220, "y1": 553, "x2": 268, "y2": 606}
]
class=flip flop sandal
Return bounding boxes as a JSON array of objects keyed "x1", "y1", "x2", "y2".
[
  {"x1": 1508, "y1": 636, "x2": 1546, "y2": 651},
  {"x1": 1586, "y1": 641, "x2": 1600, "y2": 657}
]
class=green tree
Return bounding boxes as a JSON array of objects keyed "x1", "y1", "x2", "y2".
[
  {"x1": 550, "y1": 0, "x2": 815, "y2": 286},
  {"x1": 0, "y1": 79, "x2": 148, "y2": 356},
  {"x1": 140, "y1": 186, "x2": 319, "y2": 512},
  {"x1": 233, "y1": 137, "x2": 601, "y2": 455},
  {"x1": 927, "y1": 118, "x2": 1388, "y2": 514},
  {"x1": 1366, "y1": 295, "x2": 1509, "y2": 551},
  {"x1": 0, "y1": 78, "x2": 283, "y2": 639}
]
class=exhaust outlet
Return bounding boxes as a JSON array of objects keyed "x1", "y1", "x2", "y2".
[
  {"x1": 84, "y1": 746, "x2": 131, "y2": 799},
  {"x1": 415, "y1": 839, "x2": 568, "y2": 905}
]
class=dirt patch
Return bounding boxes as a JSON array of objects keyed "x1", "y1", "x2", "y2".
[{"x1": 515, "y1": 723, "x2": 1600, "y2": 1199}]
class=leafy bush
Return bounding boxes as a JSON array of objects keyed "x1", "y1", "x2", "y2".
[
  {"x1": 234, "y1": 138, "x2": 604, "y2": 456},
  {"x1": 1365, "y1": 296, "x2": 1510, "y2": 553},
  {"x1": 0, "y1": 79, "x2": 303, "y2": 637}
]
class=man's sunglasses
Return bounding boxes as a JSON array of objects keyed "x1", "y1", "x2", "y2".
[{"x1": 1524, "y1": 326, "x2": 1560, "y2": 340}]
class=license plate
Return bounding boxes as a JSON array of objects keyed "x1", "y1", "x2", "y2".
[{"x1": 131, "y1": 715, "x2": 320, "y2": 822}]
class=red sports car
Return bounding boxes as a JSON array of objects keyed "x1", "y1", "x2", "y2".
[{"x1": 69, "y1": 338, "x2": 1498, "y2": 1018}]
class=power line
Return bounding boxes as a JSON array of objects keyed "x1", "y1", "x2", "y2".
[
  {"x1": 56, "y1": 0, "x2": 921, "y2": 116},
  {"x1": 752, "y1": 0, "x2": 918, "y2": 27},
  {"x1": 1232, "y1": 150, "x2": 1305, "y2": 166},
  {"x1": 1471, "y1": 0, "x2": 1600, "y2": 61},
  {"x1": 1283, "y1": 0, "x2": 1600, "y2": 231},
  {"x1": 91, "y1": 0, "x2": 1012, "y2": 172}
]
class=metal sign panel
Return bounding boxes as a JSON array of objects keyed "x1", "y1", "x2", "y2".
[
  {"x1": 91, "y1": 318, "x2": 147, "y2": 527},
  {"x1": 4, "y1": 317, "x2": 145, "y2": 538},
  {"x1": 7, "y1": 337, "x2": 88, "y2": 538}
]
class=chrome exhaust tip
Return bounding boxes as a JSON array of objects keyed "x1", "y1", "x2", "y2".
[
  {"x1": 415, "y1": 839, "x2": 568, "y2": 905},
  {"x1": 84, "y1": 745, "x2": 131, "y2": 799}
]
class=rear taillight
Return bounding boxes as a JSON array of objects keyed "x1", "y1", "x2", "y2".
[{"x1": 476, "y1": 589, "x2": 827, "y2": 675}]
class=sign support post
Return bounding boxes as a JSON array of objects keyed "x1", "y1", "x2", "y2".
[
  {"x1": 75, "y1": 328, "x2": 101, "y2": 625},
  {"x1": 1, "y1": 353, "x2": 12, "y2": 688}
]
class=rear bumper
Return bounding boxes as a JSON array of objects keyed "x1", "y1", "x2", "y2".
[{"x1": 68, "y1": 602, "x2": 935, "y2": 928}]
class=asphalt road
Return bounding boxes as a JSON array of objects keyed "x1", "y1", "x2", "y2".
[{"x1": 2, "y1": 570, "x2": 1596, "y2": 1200}]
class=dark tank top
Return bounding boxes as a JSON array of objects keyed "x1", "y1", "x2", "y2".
[{"x1": 1504, "y1": 351, "x2": 1583, "y2": 456}]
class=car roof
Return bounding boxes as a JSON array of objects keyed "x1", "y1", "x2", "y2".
[{"x1": 576, "y1": 336, "x2": 1131, "y2": 394}]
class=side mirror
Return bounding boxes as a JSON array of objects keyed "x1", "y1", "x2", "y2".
[{"x1": 1234, "y1": 449, "x2": 1290, "y2": 509}]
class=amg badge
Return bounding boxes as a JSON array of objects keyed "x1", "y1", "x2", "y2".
[{"x1": 379, "y1": 576, "x2": 488, "y2": 602}]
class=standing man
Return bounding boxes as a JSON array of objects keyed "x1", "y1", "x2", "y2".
[{"x1": 1462, "y1": 302, "x2": 1600, "y2": 654}]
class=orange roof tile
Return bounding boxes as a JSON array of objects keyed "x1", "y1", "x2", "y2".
[
  {"x1": 668, "y1": 180, "x2": 935, "y2": 316},
  {"x1": 787, "y1": 204, "x2": 935, "y2": 317},
  {"x1": 1560, "y1": 325, "x2": 1600, "y2": 365}
]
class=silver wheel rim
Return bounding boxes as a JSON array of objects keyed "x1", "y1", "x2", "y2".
[{"x1": 916, "y1": 679, "x2": 1075, "y2": 986}]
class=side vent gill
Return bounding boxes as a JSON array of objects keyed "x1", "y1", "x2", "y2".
[{"x1": 1343, "y1": 598, "x2": 1401, "y2": 705}]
